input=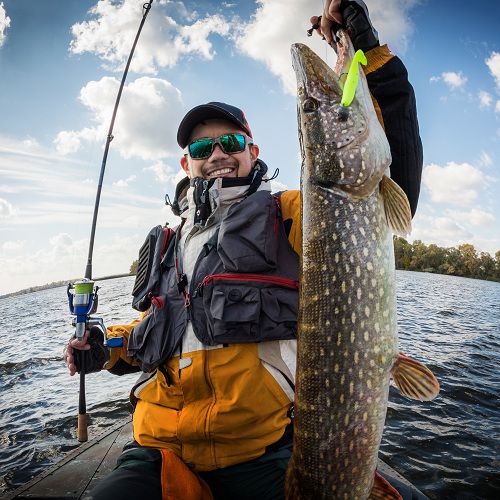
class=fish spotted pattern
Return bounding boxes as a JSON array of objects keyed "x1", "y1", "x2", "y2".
[{"x1": 286, "y1": 30, "x2": 439, "y2": 500}]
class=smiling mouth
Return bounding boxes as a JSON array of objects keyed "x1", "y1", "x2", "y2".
[{"x1": 207, "y1": 167, "x2": 234, "y2": 177}]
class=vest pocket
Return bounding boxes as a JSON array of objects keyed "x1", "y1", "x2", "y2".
[
  {"x1": 128, "y1": 298, "x2": 177, "y2": 372},
  {"x1": 199, "y1": 275, "x2": 298, "y2": 344},
  {"x1": 260, "y1": 288, "x2": 297, "y2": 340},
  {"x1": 210, "y1": 284, "x2": 261, "y2": 342}
]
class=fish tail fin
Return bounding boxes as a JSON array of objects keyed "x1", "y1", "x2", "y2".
[
  {"x1": 369, "y1": 472, "x2": 403, "y2": 500},
  {"x1": 380, "y1": 175, "x2": 412, "y2": 236},
  {"x1": 391, "y1": 352, "x2": 440, "y2": 401},
  {"x1": 284, "y1": 460, "x2": 303, "y2": 500}
]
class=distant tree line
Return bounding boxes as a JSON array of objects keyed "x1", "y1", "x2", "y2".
[
  {"x1": 0, "y1": 279, "x2": 72, "y2": 299},
  {"x1": 0, "y1": 274, "x2": 132, "y2": 300},
  {"x1": 130, "y1": 260, "x2": 139, "y2": 274},
  {"x1": 394, "y1": 237, "x2": 500, "y2": 282},
  {"x1": 129, "y1": 239, "x2": 500, "y2": 283}
]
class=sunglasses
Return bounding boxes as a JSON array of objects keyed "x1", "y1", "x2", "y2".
[{"x1": 185, "y1": 133, "x2": 253, "y2": 159}]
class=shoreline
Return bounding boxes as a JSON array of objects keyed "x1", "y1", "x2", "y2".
[{"x1": 0, "y1": 274, "x2": 134, "y2": 301}]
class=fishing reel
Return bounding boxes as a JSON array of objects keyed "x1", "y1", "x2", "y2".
[{"x1": 67, "y1": 279, "x2": 106, "y2": 345}]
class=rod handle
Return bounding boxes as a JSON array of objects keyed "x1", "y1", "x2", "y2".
[{"x1": 78, "y1": 413, "x2": 88, "y2": 442}]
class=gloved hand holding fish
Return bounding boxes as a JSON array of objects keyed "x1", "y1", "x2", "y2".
[{"x1": 286, "y1": 26, "x2": 440, "y2": 500}]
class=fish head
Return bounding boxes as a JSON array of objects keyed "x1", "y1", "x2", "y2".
[{"x1": 291, "y1": 30, "x2": 391, "y2": 199}]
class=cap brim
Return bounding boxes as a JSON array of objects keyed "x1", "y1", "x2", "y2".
[{"x1": 177, "y1": 104, "x2": 251, "y2": 148}]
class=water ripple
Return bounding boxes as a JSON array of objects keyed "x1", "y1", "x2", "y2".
[{"x1": 1, "y1": 273, "x2": 499, "y2": 498}]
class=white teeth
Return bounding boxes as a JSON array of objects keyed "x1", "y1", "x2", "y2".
[{"x1": 209, "y1": 168, "x2": 232, "y2": 177}]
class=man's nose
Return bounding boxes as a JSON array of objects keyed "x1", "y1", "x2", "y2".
[{"x1": 209, "y1": 143, "x2": 228, "y2": 160}]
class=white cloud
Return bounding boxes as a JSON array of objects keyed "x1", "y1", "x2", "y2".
[
  {"x1": 112, "y1": 175, "x2": 137, "y2": 188},
  {"x1": 442, "y1": 71, "x2": 467, "y2": 90},
  {"x1": 422, "y1": 162, "x2": 485, "y2": 206},
  {"x1": 0, "y1": 197, "x2": 15, "y2": 217},
  {"x1": 410, "y1": 214, "x2": 472, "y2": 248},
  {"x1": 2, "y1": 240, "x2": 24, "y2": 252},
  {"x1": 0, "y1": 184, "x2": 17, "y2": 194},
  {"x1": 54, "y1": 76, "x2": 184, "y2": 161},
  {"x1": 429, "y1": 71, "x2": 468, "y2": 91},
  {"x1": 69, "y1": 0, "x2": 230, "y2": 74},
  {"x1": 444, "y1": 207, "x2": 495, "y2": 227},
  {"x1": 478, "y1": 90, "x2": 493, "y2": 109},
  {"x1": 0, "y1": 232, "x2": 88, "y2": 293},
  {"x1": 0, "y1": 2, "x2": 10, "y2": 48},
  {"x1": 234, "y1": 0, "x2": 419, "y2": 95},
  {"x1": 269, "y1": 179, "x2": 289, "y2": 193},
  {"x1": 0, "y1": 230, "x2": 141, "y2": 295},
  {"x1": 365, "y1": 0, "x2": 420, "y2": 54},
  {"x1": 53, "y1": 128, "x2": 97, "y2": 155},
  {"x1": 478, "y1": 151, "x2": 493, "y2": 168},
  {"x1": 66, "y1": 0, "x2": 421, "y2": 102},
  {"x1": 49, "y1": 233, "x2": 76, "y2": 258},
  {"x1": 486, "y1": 51, "x2": 500, "y2": 92},
  {"x1": 234, "y1": 0, "x2": 313, "y2": 95},
  {"x1": 176, "y1": 15, "x2": 230, "y2": 60},
  {"x1": 23, "y1": 136, "x2": 40, "y2": 148},
  {"x1": 144, "y1": 161, "x2": 177, "y2": 185}
]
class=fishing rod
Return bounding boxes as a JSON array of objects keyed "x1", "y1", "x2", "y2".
[{"x1": 67, "y1": 0, "x2": 154, "y2": 443}]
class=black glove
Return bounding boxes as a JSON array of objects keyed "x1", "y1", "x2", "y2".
[
  {"x1": 333, "y1": 0, "x2": 380, "y2": 52},
  {"x1": 73, "y1": 326, "x2": 110, "y2": 374}
]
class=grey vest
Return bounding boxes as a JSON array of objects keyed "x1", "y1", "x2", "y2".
[{"x1": 127, "y1": 190, "x2": 299, "y2": 373}]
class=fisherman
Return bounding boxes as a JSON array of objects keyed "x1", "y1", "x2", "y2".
[{"x1": 64, "y1": 1, "x2": 424, "y2": 498}]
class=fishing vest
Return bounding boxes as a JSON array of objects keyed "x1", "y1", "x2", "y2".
[{"x1": 127, "y1": 189, "x2": 300, "y2": 373}]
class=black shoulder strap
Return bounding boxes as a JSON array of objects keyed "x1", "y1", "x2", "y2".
[{"x1": 131, "y1": 224, "x2": 176, "y2": 311}]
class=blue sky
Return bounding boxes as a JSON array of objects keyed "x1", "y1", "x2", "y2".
[{"x1": 0, "y1": 0, "x2": 499, "y2": 295}]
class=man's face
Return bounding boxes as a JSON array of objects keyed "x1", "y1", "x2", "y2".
[{"x1": 180, "y1": 118, "x2": 259, "y2": 179}]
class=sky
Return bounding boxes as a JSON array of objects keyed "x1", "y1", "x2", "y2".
[{"x1": 0, "y1": 0, "x2": 499, "y2": 296}]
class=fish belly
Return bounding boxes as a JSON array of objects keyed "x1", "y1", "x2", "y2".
[{"x1": 291, "y1": 184, "x2": 398, "y2": 499}]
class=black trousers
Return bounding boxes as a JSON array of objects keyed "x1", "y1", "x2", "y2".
[
  {"x1": 88, "y1": 446, "x2": 429, "y2": 500},
  {"x1": 88, "y1": 446, "x2": 291, "y2": 500}
]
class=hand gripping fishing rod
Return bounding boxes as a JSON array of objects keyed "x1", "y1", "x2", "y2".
[{"x1": 67, "y1": 0, "x2": 154, "y2": 442}]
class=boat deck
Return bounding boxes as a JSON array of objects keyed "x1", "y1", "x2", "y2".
[
  {"x1": 1, "y1": 418, "x2": 426, "y2": 499},
  {"x1": 2, "y1": 418, "x2": 132, "y2": 500}
]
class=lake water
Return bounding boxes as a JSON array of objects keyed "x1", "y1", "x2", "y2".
[{"x1": 0, "y1": 272, "x2": 499, "y2": 499}]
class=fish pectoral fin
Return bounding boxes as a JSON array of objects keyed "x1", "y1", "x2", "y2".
[
  {"x1": 380, "y1": 175, "x2": 412, "y2": 236},
  {"x1": 391, "y1": 352, "x2": 440, "y2": 401},
  {"x1": 368, "y1": 472, "x2": 403, "y2": 500}
]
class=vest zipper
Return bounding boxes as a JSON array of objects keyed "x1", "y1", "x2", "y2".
[{"x1": 196, "y1": 274, "x2": 299, "y2": 297}]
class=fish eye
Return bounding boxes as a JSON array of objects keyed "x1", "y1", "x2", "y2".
[{"x1": 303, "y1": 98, "x2": 318, "y2": 113}]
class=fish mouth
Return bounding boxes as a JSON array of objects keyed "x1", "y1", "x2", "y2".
[
  {"x1": 291, "y1": 34, "x2": 391, "y2": 198},
  {"x1": 291, "y1": 43, "x2": 343, "y2": 106}
]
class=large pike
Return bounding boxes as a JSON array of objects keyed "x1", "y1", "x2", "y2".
[{"x1": 286, "y1": 31, "x2": 439, "y2": 499}]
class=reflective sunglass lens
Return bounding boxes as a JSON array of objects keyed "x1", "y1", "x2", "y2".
[
  {"x1": 220, "y1": 134, "x2": 245, "y2": 153},
  {"x1": 189, "y1": 138, "x2": 213, "y2": 159}
]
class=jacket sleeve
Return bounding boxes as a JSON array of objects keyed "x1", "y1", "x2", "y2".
[
  {"x1": 278, "y1": 189, "x2": 301, "y2": 255},
  {"x1": 104, "y1": 317, "x2": 144, "y2": 375},
  {"x1": 365, "y1": 44, "x2": 423, "y2": 217}
]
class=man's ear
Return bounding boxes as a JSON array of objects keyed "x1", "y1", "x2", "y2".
[
  {"x1": 180, "y1": 155, "x2": 190, "y2": 175},
  {"x1": 250, "y1": 144, "x2": 260, "y2": 165}
]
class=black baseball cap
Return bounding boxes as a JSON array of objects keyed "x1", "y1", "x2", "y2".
[{"x1": 177, "y1": 102, "x2": 253, "y2": 148}]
